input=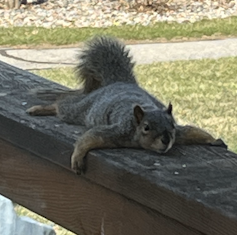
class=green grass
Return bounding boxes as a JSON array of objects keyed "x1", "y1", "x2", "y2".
[
  {"x1": 1, "y1": 16, "x2": 237, "y2": 46},
  {"x1": 16, "y1": 57, "x2": 237, "y2": 235}
]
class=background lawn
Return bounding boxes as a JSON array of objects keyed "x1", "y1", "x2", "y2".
[{"x1": 1, "y1": 16, "x2": 237, "y2": 47}]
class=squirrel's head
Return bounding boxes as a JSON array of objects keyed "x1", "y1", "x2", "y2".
[{"x1": 133, "y1": 103, "x2": 176, "y2": 154}]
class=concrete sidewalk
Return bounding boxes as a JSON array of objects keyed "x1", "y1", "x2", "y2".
[{"x1": 0, "y1": 38, "x2": 237, "y2": 70}]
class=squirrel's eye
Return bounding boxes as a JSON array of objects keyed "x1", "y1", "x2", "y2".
[{"x1": 144, "y1": 124, "x2": 150, "y2": 132}]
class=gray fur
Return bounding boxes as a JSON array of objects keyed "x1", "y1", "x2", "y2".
[
  {"x1": 57, "y1": 36, "x2": 176, "y2": 154},
  {"x1": 75, "y1": 36, "x2": 136, "y2": 93},
  {"x1": 27, "y1": 36, "x2": 223, "y2": 174}
]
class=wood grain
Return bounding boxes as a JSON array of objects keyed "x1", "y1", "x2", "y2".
[
  {"x1": 0, "y1": 139, "x2": 202, "y2": 235},
  {"x1": 1, "y1": 60, "x2": 237, "y2": 235}
]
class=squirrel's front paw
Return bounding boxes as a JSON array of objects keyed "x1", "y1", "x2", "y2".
[{"x1": 71, "y1": 150, "x2": 86, "y2": 175}]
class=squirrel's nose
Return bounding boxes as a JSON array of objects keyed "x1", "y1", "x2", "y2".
[{"x1": 161, "y1": 131, "x2": 170, "y2": 145}]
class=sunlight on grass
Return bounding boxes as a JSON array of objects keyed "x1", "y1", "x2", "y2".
[
  {"x1": 1, "y1": 16, "x2": 237, "y2": 46},
  {"x1": 34, "y1": 68, "x2": 78, "y2": 89},
  {"x1": 34, "y1": 57, "x2": 237, "y2": 153}
]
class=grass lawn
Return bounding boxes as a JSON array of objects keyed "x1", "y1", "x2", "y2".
[
  {"x1": 14, "y1": 56, "x2": 237, "y2": 234},
  {"x1": 1, "y1": 16, "x2": 237, "y2": 47}
]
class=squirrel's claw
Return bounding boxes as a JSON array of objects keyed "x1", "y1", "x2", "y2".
[
  {"x1": 71, "y1": 151, "x2": 86, "y2": 175},
  {"x1": 210, "y1": 138, "x2": 228, "y2": 149},
  {"x1": 26, "y1": 105, "x2": 42, "y2": 116}
]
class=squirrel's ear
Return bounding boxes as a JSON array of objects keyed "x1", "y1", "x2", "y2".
[
  {"x1": 134, "y1": 105, "x2": 144, "y2": 124},
  {"x1": 166, "y1": 102, "x2": 172, "y2": 115}
]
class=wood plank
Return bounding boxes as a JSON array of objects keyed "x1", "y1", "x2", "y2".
[
  {"x1": 1, "y1": 60, "x2": 237, "y2": 234},
  {"x1": 0, "y1": 138, "x2": 202, "y2": 235}
]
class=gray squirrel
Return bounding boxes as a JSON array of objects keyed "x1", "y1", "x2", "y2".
[{"x1": 27, "y1": 36, "x2": 226, "y2": 174}]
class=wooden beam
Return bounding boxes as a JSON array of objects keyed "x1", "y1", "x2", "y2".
[
  {"x1": 0, "y1": 138, "x2": 203, "y2": 235},
  {"x1": 1, "y1": 60, "x2": 237, "y2": 235}
]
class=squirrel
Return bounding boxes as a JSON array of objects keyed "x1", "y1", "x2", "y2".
[{"x1": 26, "y1": 36, "x2": 226, "y2": 174}]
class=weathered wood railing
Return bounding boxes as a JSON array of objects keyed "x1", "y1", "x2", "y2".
[{"x1": 0, "y1": 60, "x2": 237, "y2": 235}]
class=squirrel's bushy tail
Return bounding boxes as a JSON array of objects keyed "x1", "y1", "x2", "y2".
[
  {"x1": 76, "y1": 36, "x2": 137, "y2": 93},
  {"x1": 30, "y1": 36, "x2": 137, "y2": 101}
]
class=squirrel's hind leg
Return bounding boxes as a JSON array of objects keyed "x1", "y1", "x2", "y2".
[
  {"x1": 175, "y1": 125, "x2": 227, "y2": 148},
  {"x1": 26, "y1": 104, "x2": 58, "y2": 116}
]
